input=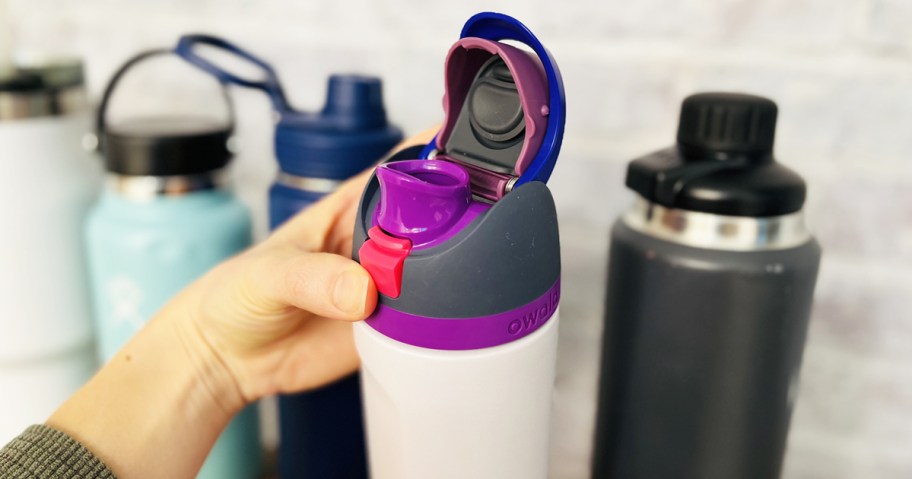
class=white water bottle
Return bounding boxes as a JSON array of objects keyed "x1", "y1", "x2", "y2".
[
  {"x1": 0, "y1": 59, "x2": 100, "y2": 442},
  {"x1": 351, "y1": 12, "x2": 566, "y2": 479}
]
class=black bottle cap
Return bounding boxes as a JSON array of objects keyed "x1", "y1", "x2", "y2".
[
  {"x1": 0, "y1": 72, "x2": 44, "y2": 93},
  {"x1": 626, "y1": 92, "x2": 806, "y2": 217},
  {"x1": 676, "y1": 92, "x2": 778, "y2": 159},
  {"x1": 102, "y1": 116, "x2": 232, "y2": 176},
  {"x1": 96, "y1": 49, "x2": 234, "y2": 177}
]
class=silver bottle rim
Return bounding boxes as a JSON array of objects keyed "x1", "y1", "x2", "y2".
[
  {"x1": 275, "y1": 171, "x2": 344, "y2": 194},
  {"x1": 0, "y1": 86, "x2": 87, "y2": 120},
  {"x1": 0, "y1": 59, "x2": 87, "y2": 121},
  {"x1": 622, "y1": 197, "x2": 811, "y2": 251},
  {"x1": 106, "y1": 170, "x2": 228, "y2": 201}
]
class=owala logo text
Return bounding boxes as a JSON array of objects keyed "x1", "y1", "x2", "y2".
[
  {"x1": 506, "y1": 290, "x2": 559, "y2": 335},
  {"x1": 107, "y1": 275, "x2": 145, "y2": 332}
]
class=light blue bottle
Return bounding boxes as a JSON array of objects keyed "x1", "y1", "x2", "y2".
[
  {"x1": 174, "y1": 35, "x2": 404, "y2": 478},
  {"x1": 84, "y1": 49, "x2": 262, "y2": 479}
]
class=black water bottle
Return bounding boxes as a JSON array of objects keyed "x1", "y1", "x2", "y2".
[{"x1": 593, "y1": 92, "x2": 822, "y2": 479}]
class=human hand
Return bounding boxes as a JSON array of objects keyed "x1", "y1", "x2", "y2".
[
  {"x1": 48, "y1": 128, "x2": 436, "y2": 478},
  {"x1": 167, "y1": 127, "x2": 438, "y2": 411}
]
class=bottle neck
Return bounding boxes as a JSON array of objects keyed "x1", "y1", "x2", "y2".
[
  {"x1": 622, "y1": 196, "x2": 810, "y2": 251},
  {"x1": 0, "y1": 85, "x2": 87, "y2": 121},
  {"x1": 275, "y1": 171, "x2": 343, "y2": 194},
  {"x1": 105, "y1": 170, "x2": 227, "y2": 201}
]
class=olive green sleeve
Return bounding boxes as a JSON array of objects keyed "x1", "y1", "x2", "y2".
[{"x1": 0, "y1": 425, "x2": 115, "y2": 478}]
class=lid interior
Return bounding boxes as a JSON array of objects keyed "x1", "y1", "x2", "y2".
[
  {"x1": 442, "y1": 56, "x2": 526, "y2": 175},
  {"x1": 434, "y1": 38, "x2": 549, "y2": 188}
]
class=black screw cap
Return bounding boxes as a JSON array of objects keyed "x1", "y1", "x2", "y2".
[
  {"x1": 625, "y1": 92, "x2": 807, "y2": 216},
  {"x1": 677, "y1": 92, "x2": 777, "y2": 158}
]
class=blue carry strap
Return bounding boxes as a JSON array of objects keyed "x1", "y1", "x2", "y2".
[{"x1": 175, "y1": 34, "x2": 291, "y2": 113}]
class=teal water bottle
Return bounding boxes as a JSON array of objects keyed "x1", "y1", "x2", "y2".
[
  {"x1": 84, "y1": 50, "x2": 261, "y2": 479},
  {"x1": 173, "y1": 35, "x2": 403, "y2": 478}
]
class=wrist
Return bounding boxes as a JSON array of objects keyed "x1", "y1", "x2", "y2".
[
  {"x1": 168, "y1": 300, "x2": 249, "y2": 416},
  {"x1": 47, "y1": 304, "x2": 243, "y2": 478}
]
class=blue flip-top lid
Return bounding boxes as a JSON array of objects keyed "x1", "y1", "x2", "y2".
[
  {"x1": 420, "y1": 12, "x2": 566, "y2": 190},
  {"x1": 175, "y1": 35, "x2": 402, "y2": 180}
]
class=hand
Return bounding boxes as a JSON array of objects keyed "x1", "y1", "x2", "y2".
[
  {"x1": 173, "y1": 166, "x2": 378, "y2": 408},
  {"x1": 47, "y1": 128, "x2": 437, "y2": 478},
  {"x1": 173, "y1": 126, "x2": 438, "y2": 411}
]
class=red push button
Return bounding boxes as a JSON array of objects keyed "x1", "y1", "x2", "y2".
[{"x1": 358, "y1": 226, "x2": 412, "y2": 298}]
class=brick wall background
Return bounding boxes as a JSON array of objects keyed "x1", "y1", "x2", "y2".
[{"x1": 6, "y1": 0, "x2": 911, "y2": 477}]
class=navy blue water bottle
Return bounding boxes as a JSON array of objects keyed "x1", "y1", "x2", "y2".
[
  {"x1": 176, "y1": 36, "x2": 403, "y2": 479},
  {"x1": 268, "y1": 75, "x2": 403, "y2": 224}
]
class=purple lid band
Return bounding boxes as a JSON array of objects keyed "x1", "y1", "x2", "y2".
[{"x1": 365, "y1": 278, "x2": 560, "y2": 350}]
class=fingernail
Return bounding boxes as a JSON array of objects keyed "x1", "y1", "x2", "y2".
[{"x1": 333, "y1": 269, "x2": 369, "y2": 315}]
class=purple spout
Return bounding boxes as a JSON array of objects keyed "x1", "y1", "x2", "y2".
[{"x1": 376, "y1": 160, "x2": 472, "y2": 246}]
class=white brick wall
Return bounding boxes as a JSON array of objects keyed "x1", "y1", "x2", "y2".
[{"x1": 7, "y1": 0, "x2": 912, "y2": 477}]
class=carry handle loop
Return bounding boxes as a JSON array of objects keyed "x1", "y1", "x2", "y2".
[
  {"x1": 175, "y1": 34, "x2": 290, "y2": 113},
  {"x1": 95, "y1": 48, "x2": 235, "y2": 153}
]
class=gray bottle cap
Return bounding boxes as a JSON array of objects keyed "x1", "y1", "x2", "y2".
[{"x1": 0, "y1": 58, "x2": 86, "y2": 121}]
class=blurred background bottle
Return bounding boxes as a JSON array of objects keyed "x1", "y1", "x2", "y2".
[
  {"x1": 593, "y1": 93, "x2": 822, "y2": 479},
  {"x1": 270, "y1": 74, "x2": 402, "y2": 479},
  {"x1": 174, "y1": 34, "x2": 404, "y2": 478},
  {"x1": 269, "y1": 74, "x2": 403, "y2": 224},
  {"x1": 0, "y1": 58, "x2": 100, "y2": 444},
  {"x1": 84, "y1": 49, "x2": 261, "y2": 479}
]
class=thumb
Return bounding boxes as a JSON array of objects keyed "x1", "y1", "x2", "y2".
[{"x1": 259, "y1": 250, "x2": 378, "y2": 321}]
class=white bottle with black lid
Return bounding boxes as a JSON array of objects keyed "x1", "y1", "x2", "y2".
[
  {"x1": 0, "y1": 60, "x2": 100, "y2": 443},
  {"x1": 593, "y1": 93, "x2": 822, "y2": 479}
]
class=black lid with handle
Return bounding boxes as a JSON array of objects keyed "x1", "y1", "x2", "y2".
[
  {"x1": 97, "y1": 49, "x2": 233, "y2": 176},
  {"x1": 626, "y1": 92, "x2": 806, "y2": 217}
]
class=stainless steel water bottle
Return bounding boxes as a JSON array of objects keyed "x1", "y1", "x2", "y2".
[
  {"x1": 84, "y1": 49, "x2": 261, "y2": 479},
  {"x1": 0, "y1": 59, "x2": 100, "y2": 443},
  {"x1": 592, "y1": 93, "x2": 822, "y2": 479},
  {"x1": 352, "y1": 12, "x2": 566, "y2": 479},
  {"x1": 174, "y1": 35, "x2": 402, "y2": 479}
]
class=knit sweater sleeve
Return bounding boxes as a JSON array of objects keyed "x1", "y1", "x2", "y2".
[{"x1": 0, "y1": 425, "x2": 116, "y2": 478}]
